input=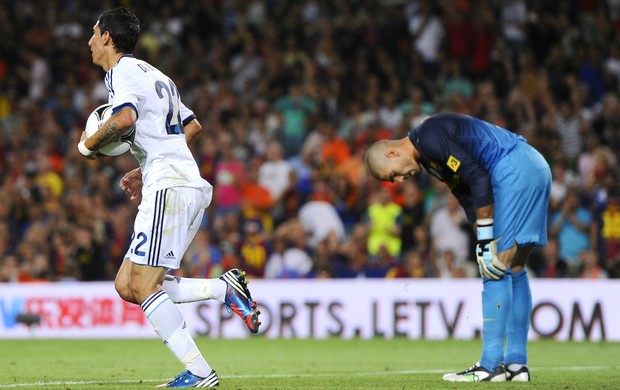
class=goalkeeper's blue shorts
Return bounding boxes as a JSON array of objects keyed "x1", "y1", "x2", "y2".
[{"x1": 491, "y1": 138, "x2": 552, "y2": 253}]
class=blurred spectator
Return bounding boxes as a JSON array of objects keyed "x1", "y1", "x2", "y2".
[
  {"x1": 72, "y1": 224, "x2": 106, "y2": 281},
  {"x1": 258, "y1": 140, "x2": 292, "y2": 207},
  {"x1": 500, "y1": 0, "x2": 527, "y2": 65},
  {"x1": 535, "y1": 237, "x2": 569, "y2": 278},
  {"x1": 213, "y1": 132, "x2": 246, "y2": 226},
  {"x1": 549, "y1": 157, "x2": 579, "y2": 213},
  {"x1": 399, "y1": 180, "x2": 425, "y2": 254},
  {"x1": 308, "y1": 238, "x2": 336, "y2": 279},
  {"x1": 16, "y1": 47, "x2": 50, "y2": 103},
  {"x1": 429, "y1": 194, "x2": 472, "y2": 266},
  {"x1": 236, "y1": 220, "x2": 269, "y2": 278},
  {"x1": 366, "y1": 185, "x2": 402, "y2": 258},
  {"x1": 367, "y1": 245, "x2": 403, "y2": 278},
  {"x1": 549, "y1": 189, "x2": 593, "y2": 273},
  {"x1": 274, "y1": 83, "x2": 317, "y2": 157},
  {"x1": 579, "y1": 249, "x2": 609, "y2": 279},
  {"x1": 229, "y1": 36, "x2": 262, "y2": 95},
  {"x1": 317, "y1": 121, "x2": 350, "y2": 171},
  {"x1": 435, "y1": 249, "x2": 470, "y2": 279},
  {"x1": 607, "y1": 254, "x2": 620, "y2": 279},
  {"x1": 592, "y1": 184, "x2": 620, "y2": 272},
  {"x1": 264, "y1": 224, "x2": 312, "y2": 279},
  {"x1": 402, "y1": 249, "x2": 433, "y2": 278},
  {"x1": 180, "y1": 229, "x2": 223, "y2": 279},
  {"x1": 241, "y1": 157, "x2": 274, "y2": 212},
  {"x1": 298, "y1": 200, "x2": 345, "y2": 250},
  {"x1": 405, "y1": 0, "x2": 444, "y2": 76},
  {"x1": 378, "y1": 90, "x2": 404, "y2": 131}
]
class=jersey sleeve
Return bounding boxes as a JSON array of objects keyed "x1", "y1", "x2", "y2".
[
  {"x1": 451, "y1": 183, "x2": 476, "y2": 224},
  {"x1": 179, "y1": 100, "x2": 196, "y2": 126},
  {"x1": 106, "y1": 66, "x2": 139, "y2": 117},
  {"x1": 417, "y1": 122, "x2": 494, "y2": 210}
]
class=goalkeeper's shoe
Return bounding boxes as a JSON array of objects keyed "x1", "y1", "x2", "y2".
[
  {"x1": 442, "y1": 362, "x2": 507, "y2": 382},
  {"x1": 157, "y1": 370, "x2": 219, "y2": 388},
  {"x1": 506, "y1": 364, "x2": 530, "y2": 382},
  {"x1": 219, "y1": 269, "x2": 261, "y2": 333}
]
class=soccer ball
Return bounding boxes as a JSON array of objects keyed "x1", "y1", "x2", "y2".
[{"x1": 84, "y1": 103, "x2": 135, "y2": 156}]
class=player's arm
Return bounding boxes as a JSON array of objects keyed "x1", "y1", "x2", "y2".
[
  {"x1": 183, "y1": 118, "x2": 202, "y2": 145},
  {"x1": 450, "y1": 183, "x2": 476, "y2": 224},
  {"x1": 78, "y1": 107, "x2": 137, "y2": 157},
  {"x1": 456, "y1": 164, "x2": 504, "y2": 280},
  {"x1": 475, "y1": 204, "x2": 493, "y2": 221},
  {"x1": 178, "y1": 98, "x2": 202, "y2": 145}
]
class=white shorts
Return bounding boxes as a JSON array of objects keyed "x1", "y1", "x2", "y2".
[{"x1": 125, "y1": 186, "x2": 212, "y2": 269}]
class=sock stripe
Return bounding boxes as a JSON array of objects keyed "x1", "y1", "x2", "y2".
[
  {"x1": 141, "y1": 290, "x2": 167, "y2": 315},
  {"x1": 141, "y1": 290, "x2": 165, "y2": 310}
]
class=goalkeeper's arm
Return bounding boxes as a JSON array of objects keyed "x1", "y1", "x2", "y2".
[{"x1": 475, "y1": 205, "x2": 506, "y2": 280}]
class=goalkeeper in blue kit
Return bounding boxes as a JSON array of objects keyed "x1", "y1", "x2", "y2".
[{"x1": 365, "y1": 112, "x2": 551, "y2": 382}]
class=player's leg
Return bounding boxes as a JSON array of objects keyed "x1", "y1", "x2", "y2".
[
  {"x1": 499, "y1": 141, "x2": 550, "y2": 382},
  {"x1": 442, "y1": 245, "x2": 514, "y2": 382},
  {"x1": 162, "y1": 274, "x2": 227, "y2": 303},
  {"x1": 163, "y1": 270, "x2": 261, "y2": 334},
  {"x1": 129, "y1": 262, "x2": 218, "y2": 387},
  {"x1": 479, "y1": 245, "x2": 515, "y2": 370},
  {"x1": 114, "y1": 257, "x2": 137, "y2": 304},
  {"x1": 160, "y1": 183, "x2": 260, "y2": 333},
  {"x1": 125, "y1": 187, "x2": 218, "y2": 387},
  {"x1": 504, "y1": 245, "x2": 533, "y2": 382}
]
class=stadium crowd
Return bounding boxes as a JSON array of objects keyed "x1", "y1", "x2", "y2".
[{"x1": 1, "y1": 0, "x2": 620, "y2": 283}]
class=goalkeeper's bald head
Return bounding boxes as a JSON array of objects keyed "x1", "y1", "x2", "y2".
[{"x1": 365, "y1": 140, "x2": 391, "y2": 181}]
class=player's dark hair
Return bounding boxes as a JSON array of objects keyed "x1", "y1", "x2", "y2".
[{"x1": 98, "y1": 7, "x2": 140, "y2": 54}]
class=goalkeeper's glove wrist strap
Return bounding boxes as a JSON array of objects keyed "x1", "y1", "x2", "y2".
[{"x1": 477, "y1": 218, "x2": 494, "y2": 241}]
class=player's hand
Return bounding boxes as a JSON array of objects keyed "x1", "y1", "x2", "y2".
[
  {"x1": 120, "y1": 167, "x2": 142, "y2": 200},
  {"x1": 475, "y1": 218, "x2": 506, "y2": 280},
  {"x1": 476, "y1": 239, "x2": 506, "y2": 280}
]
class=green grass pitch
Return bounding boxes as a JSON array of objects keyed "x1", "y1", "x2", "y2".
[{"x1": 1, "y1": 338, "x2": 619, "y2": 389}]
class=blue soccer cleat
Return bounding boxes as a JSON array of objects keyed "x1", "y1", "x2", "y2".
[
  {"x1": 219, "y1": 269, "x2": 261, "y2": 333},
  {"x1": 157, "y1": 370, "x2": 219, "y2": 388}
]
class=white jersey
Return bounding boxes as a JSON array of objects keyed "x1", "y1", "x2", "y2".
[{"x1": 105, "y1": 55, "x2": 210, "y2": 195}]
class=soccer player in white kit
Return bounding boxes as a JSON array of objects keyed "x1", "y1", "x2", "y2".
[{"x1": 78, "y1": 7, "x2": 260, "y2": 388}]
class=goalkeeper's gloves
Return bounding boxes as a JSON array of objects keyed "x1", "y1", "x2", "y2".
[{"x1": 475, "y1": 218, "x2": 506, "y2": 280}]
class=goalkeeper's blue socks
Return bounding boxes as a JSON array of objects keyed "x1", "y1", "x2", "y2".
[
  {"x1": 504, "y1": 269, "x2": 531, "y2": 366},
  {"x1": 480, "y1": 270, "x2": 512, "y2": 371}
]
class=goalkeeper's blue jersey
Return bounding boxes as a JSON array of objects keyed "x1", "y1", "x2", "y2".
[
  {"x1": 409, "y1": 112, "x2": 551, "y2": 252},
  {"x1": 408, "y1": 112, "x2": 523, "y2": 215}
]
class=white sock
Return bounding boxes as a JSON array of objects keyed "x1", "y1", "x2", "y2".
[
  {"x1": 141, "y1": 290, "x2": 212, "y2": 377},
  {"x1": 162, "y1": 276, "x2": 227, "y2": 303},
  {"x1": 507, "y1": 363, "x2": 525, "y2": 371}
]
